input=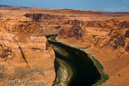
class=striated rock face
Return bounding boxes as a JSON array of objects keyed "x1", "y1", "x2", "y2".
[
  {"x1": 58, "y1": 20, "x2": 85, "y2": 39},
  {"x1": 24, "y1": 13, "x2": 65, "y2": 21},
  {"x1": 1, "y1": 6, "x2": 129, "y2": 86},
  {"x1": 0, "y1": 12, "x2": 55, "y2": 86},
  {"x1": 58, "y1": 19, "x2": 129, "y2": 52},
  {"x1": 83, "y1": 20, "x2": 116, "y2": 28},
  {"x1": 118, "y1": 20, "x2": 129, "y2": 28},
  {"x1": 57, "y1": 14, "x2": 129, "y2": 85},
  {"x1": 24, "y1": 13, "x2": 65, "y2": 35},
  {"x1": 0, "y1": 13, "x2": 42, "y2": 35}
]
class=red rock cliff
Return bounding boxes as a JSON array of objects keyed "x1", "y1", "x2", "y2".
[{"x1": 0, "y1": 11, "x2": 55, "y2": 86}]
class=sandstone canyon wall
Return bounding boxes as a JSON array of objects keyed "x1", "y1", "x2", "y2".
[
  {"x1": 0, "y1": 11, "x2": 55, "y2": 86},
  {"x1": 57, "y1": 14, "x2": 129, "y2": 86},
  {"x1": 1, "y1": 6, "x2": 129, "y2": 86}
]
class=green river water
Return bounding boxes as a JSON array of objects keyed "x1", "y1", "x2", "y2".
[{"x1": 46, "y1": 35, "x2": 108, "y2": 86}]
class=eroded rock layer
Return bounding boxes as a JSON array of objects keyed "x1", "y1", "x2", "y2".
[
  {"x1": 57, "y1": 14, "x2": 129, "y2": 86},
  {"x1": 1, "y1": 5, "x2": 129, "y2": 86},
  {"x1": 0, "y1": 11, "x2": 55, "y2": 86}
]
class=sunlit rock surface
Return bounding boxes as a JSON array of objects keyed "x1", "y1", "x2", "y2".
[
  {"x1": 1, "y1": 5, "x2": 129, "y2": 85},
  {"x1": 0, "y1": 11, "x2": 55, "y2": 86}
]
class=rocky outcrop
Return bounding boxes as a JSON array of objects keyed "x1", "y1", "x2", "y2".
[
  {"x1": 0, "y1": 12, "x2": 55, "y2": 86},
  {"x1": 58, "y1": 18, "x2": 129, "y2": 52},
  {"x1": 0, "y1": 13, "x2": 42, "y2": 35},
  {"x1": 58, "y1": 20, "x2": 85, "y2": 39},
  {"x1": 57, "y1": 16, "x2": 129, "y2": 85},
  {"x1": 25, "y1": 13, "x2": 65, "y2": 21},
  {"x1": 118, "y1": 20, "x2": 129, "y2": 28},
  {"x1": 24, "y1": 13, "x2": 65, "y2": 35},
  {"x1": 1, "y1": 6, "x2": 129, "y2": 86},
  {"x1": 82, "y1": 19, "x2": 119, "y2": 29}
]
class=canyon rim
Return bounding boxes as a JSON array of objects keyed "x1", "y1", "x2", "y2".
[{"x1": 0, "y1": 5, "x2": 129, "y2": 86}]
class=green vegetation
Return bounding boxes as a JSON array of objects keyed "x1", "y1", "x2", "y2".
[
  {"x1": 53, "y1": 58, "x2": 71, "y2": 86},
  {"x1": 48, "y1": 35, "x2": 109, "y2": 86},
  {"x1": 88, "y1": 54, "x2": 109, "y2": 86},
  {"x1": 56, "y1": 58, "x2": 72, "y2": 85},
  {"x1": 50, "y1": 44, "x2": 73, "y2": 86},
  {"x1": 49, "y1": 36, "x2": 57, "y2": 41}
]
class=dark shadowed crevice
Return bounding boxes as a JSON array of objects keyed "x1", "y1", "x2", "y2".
[{"x1": 18, "y1": 46, "x2": 28, "y2": 64}]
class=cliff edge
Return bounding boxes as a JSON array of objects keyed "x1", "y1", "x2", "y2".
[{"x1": 0, "y1": 11, "x2": 55, "y2": 86}]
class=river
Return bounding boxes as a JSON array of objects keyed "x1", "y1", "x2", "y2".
[{"x1": 46, "y1": 35, "x2": 108, "y2": 86}]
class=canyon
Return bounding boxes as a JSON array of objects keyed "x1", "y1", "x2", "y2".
[
  {"x1": 1, "y1": 5, "x2": 129, "y2": 86},
  {"x1": 0, "y1": 8, "x2": 55, "y2": 86}
]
